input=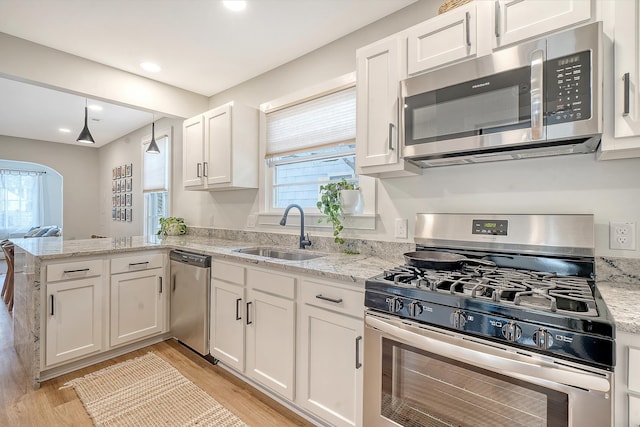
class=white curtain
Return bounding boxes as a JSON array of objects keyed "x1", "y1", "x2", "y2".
[{"x1": 0, "y1": 170, "x2": 44, "y2": 239}]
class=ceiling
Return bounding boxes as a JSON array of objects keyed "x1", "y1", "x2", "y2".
[{"x1": 0, "y1": 0, "x2": 417, "y2": 147}]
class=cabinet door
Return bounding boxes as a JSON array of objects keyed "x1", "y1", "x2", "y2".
[
  {"x1": 210, "y1": 280, "x2": 245, "y2": 371},
  {"x1": 46, "y1": 277, "x2": 102, "y2": 366},
  {"x1": 183, "y1": 114, "x2": 205, "y2": 188},
  {"x1": 493, "y1": 0, "x2": 591, "y2": 49},
  {"x1": 356, "y1": 37, "x2": 401, "y2": 169},
  {"x1": 406, "y1": 2, "x2": 477, "y2": 75},
  {"x1": 245, "y1": 288, "x2": 296, "y2": 400},
  {"x1": 110, "y1": 268, "x2": 165, "y2": 347},
  {"x1": 204, "y1": 104, "x2": 232, "y2": 186},
  {"x1": 298, "y1": 304, "x2": 363, "y2": 427},
  {"x1": 630, "y1": 395, "x2": 640, "y2": 427},
  {"x1": 614, "y1": 0, "x2": 640, "y2": 138}
]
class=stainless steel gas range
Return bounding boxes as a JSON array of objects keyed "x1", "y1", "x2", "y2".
[{"x1": 363, "y1": 214, "x2": 614, "y2": 427}]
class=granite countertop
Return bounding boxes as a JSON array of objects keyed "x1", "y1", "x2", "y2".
[
  {"x1": 11, "y1": 235, "x2": 640, "y2": 333},
  {"x1": 9, "y1": 234, "x2": 398, "y2": 287}
]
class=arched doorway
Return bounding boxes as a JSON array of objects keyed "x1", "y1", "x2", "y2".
[{"x1": 0, "y1": 159, "x2": 63, "y2": 240}]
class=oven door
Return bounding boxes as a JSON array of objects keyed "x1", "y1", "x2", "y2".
[{"x1": 364, "y1": 312, "x2": 613, "y2": 427}]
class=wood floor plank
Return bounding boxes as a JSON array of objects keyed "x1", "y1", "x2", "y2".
[{"x1": 0, "y1": 280, "x2": 317, "y2": 426}]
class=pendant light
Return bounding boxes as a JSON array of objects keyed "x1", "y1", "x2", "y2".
[
  {"x1": 76, "y1": 98, "x2": 95, "y2": 144},
  {"x1": 146, "y1": 114, "x2": 160, "y2": 154}
]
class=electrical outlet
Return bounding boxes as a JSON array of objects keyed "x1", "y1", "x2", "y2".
[
  {"x1": 610, "y1": 221, "x2": 636, "y2": 250},
  {"x1": 395, "y1": 218, "x2": 408, "y2": 239}
]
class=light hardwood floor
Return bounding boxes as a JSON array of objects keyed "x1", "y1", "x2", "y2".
[{"x1": 0, "y1": 272, "x2": 316, "y2": 426}]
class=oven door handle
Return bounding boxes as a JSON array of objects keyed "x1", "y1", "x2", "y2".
[{"x1": 366, "y1": 315, "x2": 610, "y2": 393}]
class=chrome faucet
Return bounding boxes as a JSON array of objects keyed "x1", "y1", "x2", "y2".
[{"x1": 280, "y1": 204, "x2": 312, "y2": 249}]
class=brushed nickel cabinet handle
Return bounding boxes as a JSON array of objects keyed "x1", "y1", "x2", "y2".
[
  {"x1": 355, "y1": 336, "x2": 363, "y2": 369},
  {"x1": 203, "y1": 161, "x2": 208, "y2": 177},
  {"x1": 196, "y1": 162, "x2": 202, "y2": 178},
  {"x1": 388, "y1": 123, "x2": 395, "y2": 150},
  {"x1": 623, "y1": 72, "x2": 630, "y2": 116},
  {"x1": 465, "y1": 11, "x2": 471, "y2": 47},
  {"x1": 494, "y1": 0, "x2": 501, "y2": 38},
  {"x1": 315, "y1": 294, "x2": 343, "y2": 304}
]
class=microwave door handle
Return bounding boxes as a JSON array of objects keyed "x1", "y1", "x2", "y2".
[{"x1": 530, "y1": 49, "x2": 545, "y2": 141}]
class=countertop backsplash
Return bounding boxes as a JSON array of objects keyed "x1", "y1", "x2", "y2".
[{"x1": 596, "y1": 257, "x2": 640, "y2": 285}]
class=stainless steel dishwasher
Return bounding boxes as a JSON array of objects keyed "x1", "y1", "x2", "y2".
[{"x1": 169, "y1": 250, "x2": 211, "y2": 355}]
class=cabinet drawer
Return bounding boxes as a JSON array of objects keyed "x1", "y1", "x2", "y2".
[
  {"x1": 301, "y1": 279, "x2": 364, "y2": 319},
  {"x1": 212, "y1": 260, "x2": 245, "y2": 285},
  {"x1": 47, "y1": 259, "x2": 104, "y2": 282},
  {"x1": 247, "y1": 268, "x2": 296, "y2": 299},
  {"x1": 111, "y1": 253, "x2": 163, "y2": 274}
]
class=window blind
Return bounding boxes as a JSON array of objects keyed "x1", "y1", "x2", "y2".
[
  {"x1": 143, "y1": 136, "x2": 169, "y2": 192},
  {"x1": 265, "y1": 86, "x2": 356, "y2": 158}
]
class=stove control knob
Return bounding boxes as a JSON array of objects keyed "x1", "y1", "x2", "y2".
[
  {"x1": 501, "y1": 322, "x2": 522, "y2": 342},
  {"x1": 450, "y1": 310, "x2": 467, "y2": 329},
  {"x1": 533, "y1": 329, "x2": 554, "y2": 349},
  {"x1": 385, "y1": 297, "x2": 403, "y2": 313},
  {"x1": 408, "y1": 301, "x2": 424, "y2": 317}
]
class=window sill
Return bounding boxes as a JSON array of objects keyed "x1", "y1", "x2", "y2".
[{"x1": 257, "y1": 212, "x2": 376, "y2": 231}]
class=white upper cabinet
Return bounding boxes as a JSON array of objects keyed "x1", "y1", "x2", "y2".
[
  {"x1": 356, "y1": 36, "x2": 421, "y2": 178},
  {"x1": 598, "y1": 0, "x2": 640, "y2": 161},
  {"x1": 406, "y1": 1, "x2": 477, "y2": 75},
  {"x1": 492, "y1": 0, "x2": 592, "y2": 49},
  {"x1": 182, "y1": 101, "x2": 258, "y2": 190}
]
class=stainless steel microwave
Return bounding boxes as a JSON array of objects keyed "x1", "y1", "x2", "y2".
[{"x1": 401, "y1": 22, "x2": 603, "y2": 167}]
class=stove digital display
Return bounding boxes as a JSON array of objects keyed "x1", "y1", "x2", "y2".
[{"x1": 472, "y1": 219, "x2": 508, "y2": 235}]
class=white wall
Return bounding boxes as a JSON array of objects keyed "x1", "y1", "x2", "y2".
[{"x1": 0, "y1": 135, "x2": 99, "y2": 239}]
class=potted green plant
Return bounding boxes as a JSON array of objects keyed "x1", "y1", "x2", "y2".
[
  {"x1": 157, "y1": 217, "x2": 187, "y2": 237},
  {"x1": 317, "y1": 178, "x2": 359, "y2": 245}
]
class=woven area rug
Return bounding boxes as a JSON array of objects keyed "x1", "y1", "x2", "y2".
[{"x1": 61, "y1": 352, "x2": 247, "y2": 427}]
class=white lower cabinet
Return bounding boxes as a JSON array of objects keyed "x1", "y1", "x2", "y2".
[
  {"x1": 297, "y1": 277, "x2": 364, "y2": 427},
  {"x1": 45, "y1": 259, "x2": 105, "y2": 367},
  {"x1": 44, "y1": 253, "x2": 168, "y2": 371},
  {"x1": 211, "y1": 262, "x2": 296, "y2": 401},
  {"x1": 615, "y1": 331, "x2": 640, "y2": 426},
  {"x1": 245, "y1": 267, "x2": 296, "y2": 401},
  {"x1": 210, "y1": 261, "x2": 246, "y2": 371},
  {"x1": 210, "y1": 260, "x2": 365, "y2": 426},
  {"x1": 110, "y1": 253, "x2": 166, "y2": 347}
]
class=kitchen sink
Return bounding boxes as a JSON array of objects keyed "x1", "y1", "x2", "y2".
[{"x1": 234, "y1": 247, "x2": 324, "y2": 261}]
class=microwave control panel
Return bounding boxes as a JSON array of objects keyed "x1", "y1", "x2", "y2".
[{"x1": 545, "y1": 50, "x2": 591, "y2": 124}]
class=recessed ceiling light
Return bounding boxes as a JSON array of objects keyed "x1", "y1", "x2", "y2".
[
  {"x1": 223, "y1": 1, "x2": 247, "y2": 12},
  {"x1": 58, "y1": 128, "x2": 71, "y2": 133},
  {"x1": 140, "y1": 62, "x2": 161, "y2": 73},
  {"x1": 88, "y1": 104, "x2": 103, "y2": 111}
]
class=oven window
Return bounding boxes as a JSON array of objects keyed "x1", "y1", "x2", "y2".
[{"x1": 381, "y1": 338, "x2": 568, "y2": 427}]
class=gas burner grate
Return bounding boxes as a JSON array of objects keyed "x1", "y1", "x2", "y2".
[{"x1": 381, "y1": 263, "x2": 599, "y2": 316}]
